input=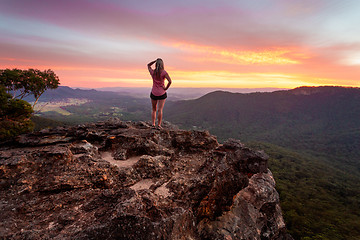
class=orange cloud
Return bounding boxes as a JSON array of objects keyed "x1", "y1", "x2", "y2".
[
  {"x1": 168, "y1": 41, "x2": 309, "y2": 65},
  {"x1": 169, "y1": 70, "x2": 332, "y2": 88}
]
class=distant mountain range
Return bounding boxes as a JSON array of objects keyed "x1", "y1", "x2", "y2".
[
  {"x1": 165, "y1": 86, "x2": 360, "y2": 172},
  {"x1": 96, "y1": 87, "x2": 288, "y2": 100},
  {"x1": 27, "y1": 86, "x2": 288, "y2": 102},
  {"x1": 25, "y1": 86, "x2": 121, "y2": 102}
]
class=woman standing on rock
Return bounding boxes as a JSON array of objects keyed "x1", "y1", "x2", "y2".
[{"x1": 147, "y1": 58, "x2": 172, "y2": 129}]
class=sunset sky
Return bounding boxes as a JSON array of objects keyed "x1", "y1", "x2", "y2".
[{"x1": 1, "y1": 0, "x2": 359, "y2": 89}]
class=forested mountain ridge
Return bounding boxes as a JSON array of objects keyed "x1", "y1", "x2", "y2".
[
  {"x1": 165, "y1": 86, "x2": 360, "y2": 172},
  {"x1": 165, "y1": 86, "x2": 360, "y2": 239}
]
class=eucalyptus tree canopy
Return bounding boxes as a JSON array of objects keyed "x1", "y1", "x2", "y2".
[{"x1": 0, "y1": 68, "x2": 60, "y2": 107}]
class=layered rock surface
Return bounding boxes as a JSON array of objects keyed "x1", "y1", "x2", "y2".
[{"x1": 0, "y1": 120, "x2": 293, "y2": 240}]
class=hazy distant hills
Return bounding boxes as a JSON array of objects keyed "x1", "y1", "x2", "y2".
[
  {"x1": 165, "y1": 86, "x2": 360, "y2": 172},
  {"x1": 27, "y1": 86, "x2": 287, "y2": 102},
  {"x1": 25, "y1": 86, "x2": 121, "y2": 102},
  {"x1": 97, "y1": 87, "x2": 288, "y2": 101},
  {"x1": 30, "y1": 86, "x2": 149, "y2": 124}
]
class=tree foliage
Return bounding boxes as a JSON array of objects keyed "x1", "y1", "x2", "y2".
[
  {"x1": 0, "y1": 68, "x2": 60, "y2": 140},
  {"x1": 0, "y1": 86, "x2": 34, "y2": 140},
  {"x1": 0, "y1": 68, "x2": 60, "y2": 107},
  {"x1": 248, "y1": 142, "x2": 360, "y2": 240}
]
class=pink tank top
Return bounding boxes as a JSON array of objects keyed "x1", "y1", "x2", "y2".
[{"x1": 149, "y1": 68, "x2": 167, "y2": 96}]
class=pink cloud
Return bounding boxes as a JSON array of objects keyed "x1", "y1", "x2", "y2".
[{"x1": 1, "y1": 0, "x2": 359, "y2": 88}]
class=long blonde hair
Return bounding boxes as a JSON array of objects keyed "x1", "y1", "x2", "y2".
[{"x1": 154, "y1": 58, "x2": 164, "y2": 80}]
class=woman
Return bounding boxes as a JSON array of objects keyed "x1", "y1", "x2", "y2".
[{"x1": 147, "y1": 58, "x2": 172, "y2": 129}]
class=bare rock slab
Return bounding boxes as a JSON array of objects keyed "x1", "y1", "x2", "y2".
[{"x1": 0, "y1": 120, "x2": 293, "y2": 240}]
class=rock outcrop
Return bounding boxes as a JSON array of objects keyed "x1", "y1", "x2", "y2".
[{"x1": 0, "y1": 120, "x2": 293, "y2": 240}]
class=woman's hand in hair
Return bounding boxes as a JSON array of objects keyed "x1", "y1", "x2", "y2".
[
  {"x1": 147, "y1": 60, "x2": 156, "y2": 67},
  {"x1": 147, "y1": 60, "x2": 156, "y2": 71}
]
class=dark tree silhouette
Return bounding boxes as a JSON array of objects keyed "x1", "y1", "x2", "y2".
[
  {"x1": 0, "y1": 68, "x2": 60, "y2": 107},
  {"x1": 0, "y1": 68, "x2": 60, "y2": 139}
]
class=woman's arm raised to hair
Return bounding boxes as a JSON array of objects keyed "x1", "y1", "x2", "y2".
[
  {"x1": 147, "y1": 60, "x2": 156, "y2": 70},
  {"x1": 163, "y1": 72, "x2": 172, "y2": 90}
]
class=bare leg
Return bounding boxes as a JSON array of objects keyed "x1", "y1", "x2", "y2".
[
  {"x1": 151, "y1": 99, "x2": 157, "y2": 127},
  {"x1": 157, "y1": 99, "x2": 166, "y2": 127}
]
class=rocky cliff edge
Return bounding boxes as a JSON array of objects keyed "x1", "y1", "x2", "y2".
[{"x1": 0, "y1": 119, "x2": 293, "y2": 240}]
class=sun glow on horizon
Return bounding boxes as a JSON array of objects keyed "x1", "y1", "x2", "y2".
[
  {"x1": 1, "y1": 61, "x2": 359, "y2": 89},
  {"x1": 169, "y1": 41, "x2": 308, "y2": 65},
  {"x1": 169, "y1": 70, "x2": 349, "y2": 88}
]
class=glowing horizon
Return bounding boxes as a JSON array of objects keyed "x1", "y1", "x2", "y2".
[{"x1": 1, "y1": 0, "x2": 359, "y2": 89}]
